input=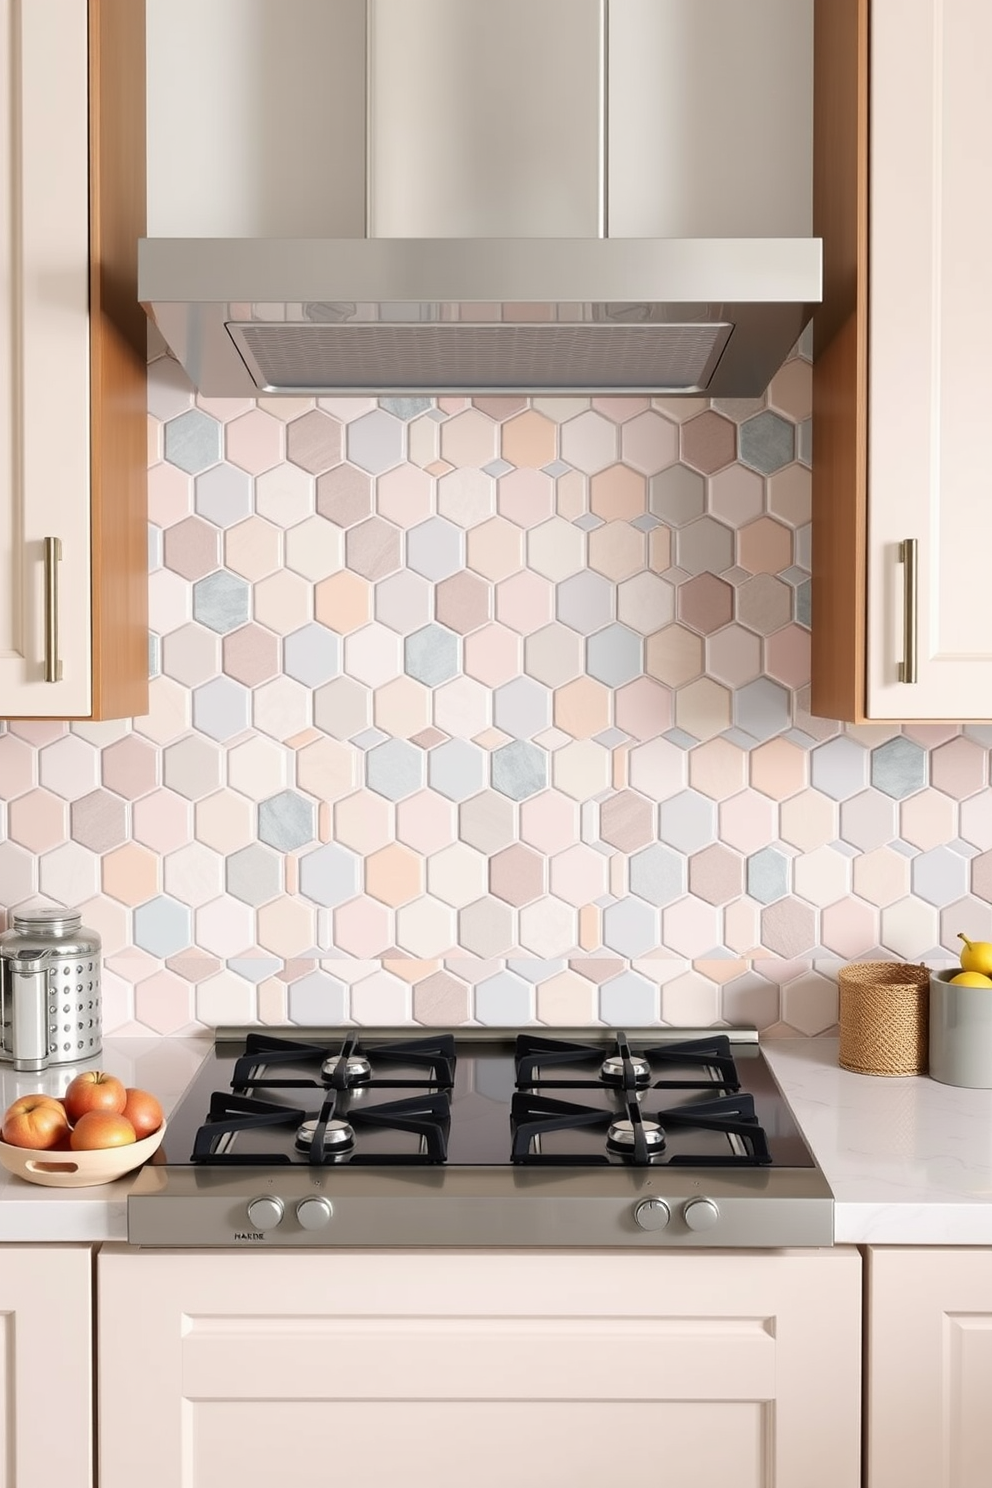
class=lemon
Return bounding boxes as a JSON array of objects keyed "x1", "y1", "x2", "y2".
[
  {"x1": 958, "y1": 934, "x2": 992, "y2": 975},
  {"x1": 950, "y1": 971, "x2": 992, "y2": 987}
]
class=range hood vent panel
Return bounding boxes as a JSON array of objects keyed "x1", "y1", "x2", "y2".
[{"x1": 229, "y1": 321, "x2": 734, "y2": 395}]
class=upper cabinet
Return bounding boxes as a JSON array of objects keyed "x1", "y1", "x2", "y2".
[
  {"x1": 812, "y1": 0, "x2": 992, "y2": 722},
  {"x1": 0, "y1": 0, "x2": 147, "y2": 720}
]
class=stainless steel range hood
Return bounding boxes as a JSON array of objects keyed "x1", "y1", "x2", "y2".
[{"x1": 141, "y1": 0, "x2": 819, "y2": 398}]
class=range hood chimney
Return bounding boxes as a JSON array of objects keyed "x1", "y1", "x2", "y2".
[{"x1": 141, "y1": 0, "x2": 819, "y2": 398}]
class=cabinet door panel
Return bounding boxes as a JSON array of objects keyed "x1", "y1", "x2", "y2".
[
  {"x1": 0, "y1": 0, "x2": 91, "y2": 716},
  {"x1": 867, "y1": 0, "x2": 992, "y2": 717},
  {"x1": 99, "y1": 1246, "x2": 861, "y2": 1488},
  {"x1": 867, "y1": 1247, "x2": 992, "y2": 1488},
  {"x1": 0, "y1": 1245, "x2": 91, "y2": 1488}
]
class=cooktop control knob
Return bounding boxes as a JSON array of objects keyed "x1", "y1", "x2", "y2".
[
  {"x1": 296, "y1": 1196, "x2": 334, "y2": 1231},
  {"x1": 633, "y1": 1197, "x2": 671, "y2": 1232},
  {"x1": 246, "y1": 1195, "x2": 285, "y2": 1232},
  {"x1": 683, "y1": 1197, "x2": 720, "y2": 1232}
]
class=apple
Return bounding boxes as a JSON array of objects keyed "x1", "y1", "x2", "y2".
[
  {"x1": 122, "y1": 1087, "x2": 163, "y2": 1141},
  {"x1": 64, "y1": 1071, "x2": 127, "y2": 1124},
  {"x1": 2, "y1": 1095, "x2": 70, "y2": 1150},
  {"x1": 69, "y1": 1112, "x2": 136, "y2": 1151}
]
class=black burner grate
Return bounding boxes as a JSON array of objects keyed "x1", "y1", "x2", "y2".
[
  {"x1": 231, "y1": 1032, "x2": 456, "y2": 1092},
  {"x1": 514, "y1": 1030, "x2": 741, "y2": 1092},
  {"x1": 510, "y1": 1089, "x2": 771, "y2": 1167},
  {"x1": 192, "y1": 1088, "x2": 451, "y2": 1165}
]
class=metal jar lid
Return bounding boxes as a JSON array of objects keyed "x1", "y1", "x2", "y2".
[{"x1": 10, "y1": 906, "x2": 83, "y2": 937}]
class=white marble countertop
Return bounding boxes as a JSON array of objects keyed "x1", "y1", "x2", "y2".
[{"x1": 4, "y1": 1035, "x2": 992, "y2": 1245}]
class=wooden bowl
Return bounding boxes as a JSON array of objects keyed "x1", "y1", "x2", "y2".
[{"x1": 0, "y1": 1121, "x2": 166, "y2": 1188}]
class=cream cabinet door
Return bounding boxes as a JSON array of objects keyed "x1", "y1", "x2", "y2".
[
  {"x1": 866, "y1": 1246, "x2": 992, "y2": 1488},
  {"x1": 98, "y1": 1245, "x2": 861, "y2": 1488},
  {"x1": 0, "y1": 1245, "x2": 92, "y2": 1488},
  {"x1": 0, "y1": 0, "x2": 92, "y2": 716},
  {"x1": 867, "y1": 0, "x2": 992, "y2": 718}
]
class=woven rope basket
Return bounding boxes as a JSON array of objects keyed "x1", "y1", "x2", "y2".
[{"x1": 838, "y1": 960, "x2": 931, "y2": 1076}]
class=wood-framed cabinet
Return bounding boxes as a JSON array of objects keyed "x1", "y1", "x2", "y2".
[
  {"x1": 97, "y1": 1245, "x2": 862, "y2": 1488},
  {"x1": 0, "y1": 1245, "x2": 93, "y2": 1488},
  {"x1": 812, "y1": 0, "x2": 992, "y2": 722},
  {"x1": 0, "y1": 0, "x2": 147, "y2": 720}
]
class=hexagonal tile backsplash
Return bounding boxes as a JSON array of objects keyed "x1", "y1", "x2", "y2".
[{"x1": 0, "y1": 342, "x2": 984, "y2": 1036}]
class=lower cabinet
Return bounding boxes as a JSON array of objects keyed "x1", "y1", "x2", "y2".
[
  {"x1": 866, "y1": 1246, "x2": 992, "y2": 1488},
  {"x1": 97, "y1": 1245, "x2": 861, "y2": 1488},
  {"x1": 0, "y1": 1246, "x2": 92, "y2": 1488}
]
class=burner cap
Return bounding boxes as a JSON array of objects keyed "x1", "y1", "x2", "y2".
[
  {"x1": 321, "y1": 1053, "x2": 372, "y2": 1084},
  {"x1": 607, "y1": 1118, "x2": 665, "y2": 1152},
  {"x1": 296, "y1": 1118, "x2": 355, "y2": 1153},
  {"x1": 600, "y1": 1053, "x2": 652, "y2": 1086}
]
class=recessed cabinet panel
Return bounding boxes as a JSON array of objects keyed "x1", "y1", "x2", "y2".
[
  {"x1": 608, "y1": 0, "x2": 812, "y2": 238},
  {"x1": 369, "y1": 0, "x2": 604, "y2": 238},
  {"x1": 867, "y1": 0, "x2": 992, "y2": 717},
  {"x1": 0, "y1": 0, "x2": 91, "y2": 715}
]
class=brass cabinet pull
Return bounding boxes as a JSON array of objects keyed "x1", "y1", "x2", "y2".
[
  {"x1": 898, "y1": 538, "x2": 918, "y2": 684},
  {"x1": 43, "y1": 536, "x2": 63, "y2": 683}
]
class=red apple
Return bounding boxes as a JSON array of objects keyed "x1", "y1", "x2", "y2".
[
  {"x1": 69, "y1": 1111, "x2": 136, "y2": 1150},
  {"x1": 121, "y1": 1087, "x2": 163, "y2": 1141},
  {"x1": 2, "y1": 1095, "x2": 70, "y2": 1150},
  {"x1": 64, "y1": 1071, "x2": 127, "y2": 1124}
]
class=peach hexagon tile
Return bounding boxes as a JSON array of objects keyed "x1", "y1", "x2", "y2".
[
  {"x1": 750, "y1": 737, "x2": 806, "y2": 800},
  {"x1": 761, "y1": 897, "x2": 817, "y2": 957},
  {"x1": 225, "y1": 409, "x2": 283, "y2": 475},
  {"x1": 764, "y1": 625, "x2": 811, "y2": 690},
  {"x1": 283, "y1": 515, "x2": 344, "y2": 584},
  {"x1": 766, "y1": 464, "x2": 812, "y2": 528},
  {"x1": 255, "y1": 464, "x2": 313, "y2": 528},
  {"x1": 779, "y1": 789, "x2": 837, "y2": 851},
  {"x1": 224, "y1": 516, "x2": 282, "y2": 583},
  {"x1": 148, "y1": 460, "x2": 192, "y2": 529},
  {"x1": 194, "y1": 896, "x2": 254, "y2": 958},
  {"x1": 315, "y1": 570, "x2": 371, "y2": 633},
  {"x1": 497, "y1": 467, "x2": 554, "y2": 528},
  {"x1": 132, "y1": 790, "x2": 192, "y2": 855},
  {"x1": 427, "y1": 843, "x2": 488, "y2": 908},
  {"x1": 163, "y1": 515, "x2": 220, "y2": 582},
  {"x1": 463, "y1": 624, "x2": 521, "y2": 688},
  {"x1": 465, "y1": 516, "x2": 524, "y2": 582},
  {"x1": 589, "y1": 464, "x2": 646, "y2": 522},
  {"x1": 614, "y1": 678, "x2": 672, "y2": 741},
  {"x1": 535, "y1": 969, "x2": 597, "y2": 1022},
  {"x1": 708, "y1": 464, "x2": 764, "y2": 524},
  {"x1": 931, "y1": 736, "x2": 987, "y2": 799},
  {"x1": 548, "y1": 844, "x2": 608, "y2": 907},
  {"x1": 736, "y1": 573, "x2": 792, "y2": 635},
  {"x1": 489, "y1": 844, "x2": 544, "y2": 907},
  {"x1": 900, "y1": 790, "x2": 957, "y2": 851},
  {"x1": 435, "y1": 571, "x2": 490, "y2": 634},
  {"x1": 767, "y1": 358, "x2": 812, "y2": 422},
  {"x1": 677, "y1": 573, "x2": 733, "y2": 634},
  {"x1": 0, "y1": 734, "x2": 34, "y2": 798},
  {"x1": 737, "y1": 517, "x2": 793, "y2": 575},
  {"x1": 675, "y1": 678, "x2": 732, "y2": 741},
  {"x1": 396, "y1": 790, "x2": 457, "y2": 856},
  {"x1": 689, "y1": 738, "x2": 746, "y2": 801},
  {"x1": 413, "y1": 968, "x2": 471, "y2": 1024},
  {"x1": 688, "y1": 844, "x2": 743, "y2": 905},
  {"x1": 351, "y1": 969, "x2": 411, "y2": 1024},
  {"x1": 434, "y1": 676, "x2": 490, "y2": 740},
  {"x1": 495, "y1": 570, "x2": 553, "y2": 635},
  {"x1": 222, "y1": 624, "x2": 280, "y2": 688},
  {"x1": 585, "y1": 522, "x2": 645, "y2": 585},
  {"x1": 365, "y1": 844, "x2": 423, "y2": 907},
  {"x1": 395, "y1": 898, "x2": 456, "y2": 958},
  {"x1": 376, "y1": 463, "x2": 432, "y2": 528},
  {"x1": 718, "y1": 790, "x2": 778, "y2": 856},
  {"x1": 8, "y1": 789, "x2": 67, "y2": 853},
  {"x1": 553, "y1": 677, "x2": 610, "y2": 740},
  {"x1": 134, "y1": 969, "x2": 196, "y2": 1035},
  {"x1": 645, "y1": 625, "x2": 704, "y2": 688},
  {"x1": 560, "y1": 411, "x2": 618, "y2": 474},
  {"x1": 256, "y1": 897, "x2": 315, "y2": 957},
  {"x1": 527, "y1": 517, "x2": 585, "y2": 582},
  {"x1": 7, "y1": 720, "x2": 67, "y2": 747},
  {"x1": 518, "y1": 790, "x2": 577, "y2": 855},
  {"x1": 437, "y1": 469, "x2": 495, "y2": 528},
  {"x1": 500, "y1": 410, "x2": 556, "y2": 468},
  {"x1": 102, "y1": 843, "x2": 159, "y2": 906},
  {"x1": 819, "y1": 898, "x2": 877, "y2": 959},
  {"x1": 661, "y1": 897, "x2": 720, "y2": 957},
  {"x1": 195, "y1": 789, "x2": 255, "y2": 855},
  {"x1": 524, "y1": 624, "x2": 584, "y2": 689}
]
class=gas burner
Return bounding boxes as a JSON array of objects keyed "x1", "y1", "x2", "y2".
[
  {"x1": 321, "y1": 1054, "x2": 372, "y2": 1085},
  {"x1": 600, "y1": 1054, "x2": 652, "y2": 1087},
  {"x1": 296, "y1": 1118, "x2": 355, "y2": 1152},
  {"x1": 607, "y1": 1117, "x2": 665, "y2": 1152}
]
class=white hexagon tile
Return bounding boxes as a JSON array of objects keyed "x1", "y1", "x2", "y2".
[{"x1": 0, "y1": 343, "x2": 987, "y2": 1037}]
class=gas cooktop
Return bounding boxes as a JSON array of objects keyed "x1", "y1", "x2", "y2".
[{"x1": 127, "y1": 1027, "x2": 833, "y2": 1248}]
